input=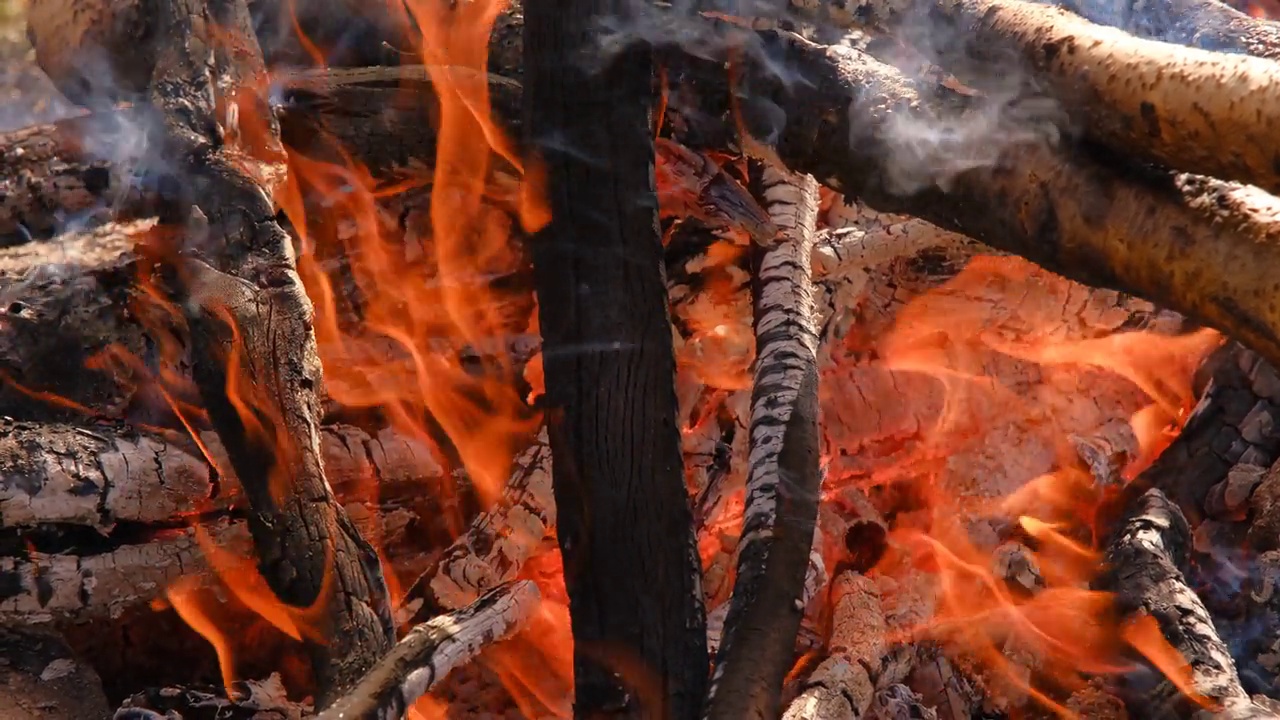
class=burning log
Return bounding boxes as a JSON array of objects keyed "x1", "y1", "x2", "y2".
[
  {"x1": 1100, "y1": 488, "x2": 1272, "y2": 718},
  {"x1": 314, "y1": 580, "x2": 540, "y2": 720},
  {"x1": 14, "y1": 41, "x2": 1280, "y2": 378},
  {"x1": 400, "y1": 431, "x2": 553, "y2": 618},
  {"x1": 1132, "y1": 343, "x2": 1280, "y2": 526},
  {"x1": 523, "y1": 0, "x2": 710, "y2": 714},
  {"x1": 0, "y1": 420, "x2": 464, "y2": 622},
  {"x1": 129, "y1": 0, "x2": 394, "y2": 705},
  {"x1": 854, "y1": 0, "x2": 1280, "y2": 193},
  {"x1": 664, "y1": 27, "x2": 1280, "y2": 369},
  {"x1": 705, "y1": 166, "x2": 823, "y2": 719}
]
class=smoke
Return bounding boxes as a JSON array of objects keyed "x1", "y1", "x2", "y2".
[{"x1": 851, "y1": 2, "x2": 1068, "y2": 196}]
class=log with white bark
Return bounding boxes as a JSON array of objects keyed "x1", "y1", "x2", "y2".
[
  {"x1": 705, "y1": 166, "x2": 823, "y2": 720},
  {"x1": 852, "y1": 0, "x2": 1280, "y2": 193},
  {"x1": 314, "y1": 580, "x2": 541, "y2": 720}
]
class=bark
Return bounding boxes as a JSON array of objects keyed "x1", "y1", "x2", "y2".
[
  {"x1": 24, "y1": 0, "x2": 425, "y2": 108},
  {"x1": 400, "y1": 430, "x2": 554, "y2": 618},
  {"x1": 1114, "y1": 342, "x2": 1280, "y2": 528},
  {"x1": 140, "y1": 0, "x2": 390, "y2": 705},
  {"x1": 1055, "y1": 0, "x2": 1280, "y2": 58},
  {"x1": 782, "y1": 572, "x2": 887, "y2": 720},
  {"x1": 1099, "y1": 489, "x2": 1269, "y2": 719},
  {"x1": 314, "y1": 580, "x2": 540, "y2": 720},
  {"x1": 704, "y1": 166, "x2": 822, "y2": 720},
  {"x1": 15, "y1": 44, "x2": 1280, "y2": 375},
  {"x1": 660, "y1": 28, "x2": 1280, "y2": 371},
  {"x1": 858, "y1": 0, "x2": 1280, "y2": 192},
  {"x1": 0, "y1": 421, "x2": 459, "y2": 623},
  {"x1": 523, "y1": 0, "x2": 709, "y2": 716},
  {"x1": 869, "y1": 684, "x2": 939, "y2": 720}
]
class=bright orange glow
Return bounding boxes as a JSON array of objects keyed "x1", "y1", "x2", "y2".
[{"x1": 849, "y1": 255, "x2": 1222, "y2": 714}]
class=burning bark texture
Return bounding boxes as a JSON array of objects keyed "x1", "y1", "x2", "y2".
[{"x1": 9, "y1": 0, "x2": 1280, "y2": 717}]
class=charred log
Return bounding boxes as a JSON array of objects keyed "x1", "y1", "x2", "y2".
[
  {"x1": 139, "y1": 0, "x2": 391, "y2": 705},
  {"x1": 523, "y1": 0, "x2": 709, "y2": 713},
  {"x1": 0, "y1": 622, "x2": 112, "y2": 720},
  {"x1": 1099, "y1": 488, "x2": 1271, "y2": 718}
]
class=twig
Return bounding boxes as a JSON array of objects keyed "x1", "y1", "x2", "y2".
[{"x1": 314, "y1": 580, "x2": 541, "y2": 720}]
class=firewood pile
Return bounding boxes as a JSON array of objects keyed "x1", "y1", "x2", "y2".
[{"x1": 6, "y1": 0, "x2": 1280, "y2": 717}]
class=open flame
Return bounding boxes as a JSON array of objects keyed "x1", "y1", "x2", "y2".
[
  {"x1": 847, "y1": 255, "x2": 1221, "y2": 715},
  {"x1": 3, "y1": 1, "x2": 1243, "y2": 714}
]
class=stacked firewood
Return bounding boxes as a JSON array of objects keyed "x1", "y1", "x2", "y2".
[{"x1": 6, "y1": 0, "x2": 1280, "y2": 718}]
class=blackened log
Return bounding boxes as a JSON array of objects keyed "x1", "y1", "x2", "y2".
[
  {"x1": 314, "y1": 580, "x2": 540, "y2": 720},
  {"x1": 0, "y1": 623, "x2": 112, "y2": 720},
  {"x1": 141, "y1": 0, "x2": 391, "y2": 706},
  {"x1": 523, "y1": 1, "x2": 709, "y2": 716},
  {"x1": 704, "y1": 166, "x2": 822, "y2": 719},
  {"x1": 1099, "y1": 489, "x2": 1270, "y2": 719}
]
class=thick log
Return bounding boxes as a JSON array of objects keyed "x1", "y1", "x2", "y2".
[
  {"x1": 855, "y1": 0, "x2": 1280, "y2": 192},
  {"x1": 315, "y1": 580, "x2": 540, "y2": 720},
  {"x1": 660, "y1": 28, "x2": 1280, "y2": 371},
  {"x1": 15, "y1": 48, "x2": 1280, "y2": 376},
  {"x1": 705, "y1": 166, "x2": 822, "y2": 720},
  {"x1": 1099, "y1": 489, "x2": 1269, "y2": 718},
  {"x1": 0, "y1": 421, "x2": 457, "y2": 623},
  {"x1": 1055, "y1": 0, "x2": 1280, "y2": 58},
  {"x1": 141, "y1": 0, "x2": 392, "y2": 705},
  {"x1": 524, "y1": 0, "x2": 709, "y2": 715}
]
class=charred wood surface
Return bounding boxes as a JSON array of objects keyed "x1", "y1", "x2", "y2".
[
  {"x1": 139, "y1": 0, "x2": 391, "y2": 705},
  {"x1": 523, "y1": 0, "x2": 709, "y2": 715},
  {"x1": 1100, "y1": 489, "x2": 1270, "y2": 718},
  {"x1": 0, "y1": 622, "x2": 112, "y2": 720}
]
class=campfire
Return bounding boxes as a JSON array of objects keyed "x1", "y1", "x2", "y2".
[{"x1": 5, "y1": 0, "x2": 1280, "y2": 717}]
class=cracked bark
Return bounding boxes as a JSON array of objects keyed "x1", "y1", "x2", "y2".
[
  {"x1": 315, "y1": 580, "x2": 540, "y2": 720},
  {"x1": 137, "y1": 0, "x2": 391, "y2": 705},
  {"x1": 523, "y1": 0, "x2": 709, "y2": 716},
  {"x1": 1099, "y1": 489, "x2": 1272, "y2": 718}
]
